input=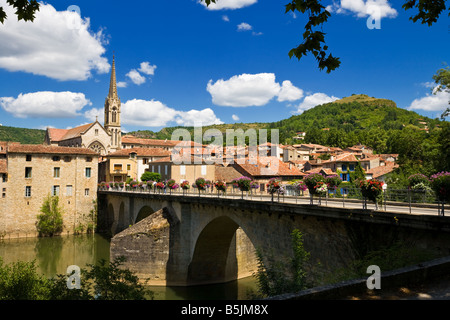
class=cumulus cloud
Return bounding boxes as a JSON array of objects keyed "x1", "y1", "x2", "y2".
[
  {"x1": 232, "y1": 114, "x2": 240, "y2": 121},
  {"x1": 126, "y1": 69, "x2": 147, "y2": 85},
  {"x1": 0, "y1": 1, "x2": 109, "y2": 81},
  {"x1": 408, "y1": 89, "x2": 450, "y2": 112},
  {"x1": 120, "y1": 99, "x2": 223, "y2": 127},
  {"x1": 0, "y1": 91, "x2": 91, "y2": 118},
  {"x1": 237, "y1": 22, "x2": 252, "y2": 31},
  {"x1": 199, "y1": 0, "x2": 257, "y2": 10},
  {"x1": 206, "y1": 73, "x2": 302, "y2": 107},
  {"x1": 277, "y1": 80, "x2": 304, "y2": 102},
  {"x1": 123, "y1": 61, "x2": 157, "y2": 86},
  {"x1": 327, "y1": 0, "x2": 397, "y2": 19},
  {"x1": 138, "y1": 62, "x2": 157, "y2": 76},
  {"x1": 84, "y1": 107, "x2": 104, "y2": 123},
  {"x1": 294, "y1": 93, "x2": 340, "y2": 114}
]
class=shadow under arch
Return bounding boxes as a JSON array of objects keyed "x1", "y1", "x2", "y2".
[
  {"x1": 135, "y1": 205, "x2": 156, "y2": 224},
  {"x1": 114, "y1": 201, "x2": 125, "y2": 234},
  {"x1": 187, "y1": 216, "x2": 257, "y2": 286},
  {"x1": 106, "y1": 203, "x2": 115, "y2": 235}
]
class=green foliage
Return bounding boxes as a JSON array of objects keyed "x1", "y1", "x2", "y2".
[
  {"x1": 36, "y1": 195, "x2": 64, "y2": 237},
  {"x1": 324, "y1": 242, "x2": 437, "y2": 284},
  {"x1": 0, "y1": 0, "x2": 40, "y2": 24},
  {"x1": 140, "y1": 171, "x2": 161, "y2": 182},
  {"x1": 252, "y1": 229, "x2": 311, "y2": 298},
  {"x1": 0, "y1": 125, "x2": 45, "y2": 144},
  {"x1": 0, "y1": 256, "x2": 154, "y2": 300},
  {"x1": 0, "y1": 257, "x2": 51, "y2": 300}
]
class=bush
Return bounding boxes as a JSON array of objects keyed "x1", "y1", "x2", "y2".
[
  {"x1": 141, "y1": 172, "x2": 161, "y2": 182},
  {"x1": 430, "y1": 171, "x2": 450, "y2": 202},
  {"x1": 36, "y1": 195, "x2": 64, "y2": 237},
  {"x1": 408, "y1": 173, "x2": 430, "y2": 189}
]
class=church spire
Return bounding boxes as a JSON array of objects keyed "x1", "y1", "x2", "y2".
[{"x1": 108, "y1": 55, "x2": 118, "y2": 100}]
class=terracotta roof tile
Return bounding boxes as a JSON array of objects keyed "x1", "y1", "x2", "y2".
[
  {"x1": 366, "y1": 163, "x2": 398, "y2": 178},
  {"x1": 215, "y1": 166, "x2": 243, "y2": 182},
  {"x1": 47, "y1": 128, "x2": 69, "y2": 142},
  {"x1": 108, "y1": 147, "x2": 171, "y2": 157},
  {"x1": 7, "y1": 144, "x2": 98, "y2": 155},
  {"x1": 121, "y1": 135, "x2": 179, "y2": 147},
  {"x1": 233, "y1": 156, "x2": 305, "y2": 177}
]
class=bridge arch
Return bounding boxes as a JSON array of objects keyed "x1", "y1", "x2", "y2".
[
  {"x1": 135, "y1": 205, "x2": 157, "y2": 223},
  {"x1": 187, "y1": 215, "x2": 258, "y2": 285}
]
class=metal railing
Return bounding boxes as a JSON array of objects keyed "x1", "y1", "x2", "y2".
[{"x1": 99, "y1": 185, "x2": 448, "y2": 216}]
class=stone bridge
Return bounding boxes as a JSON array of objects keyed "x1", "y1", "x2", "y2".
[{"x1": 97, "y1": 191, "x2": 450, "y2": 287}]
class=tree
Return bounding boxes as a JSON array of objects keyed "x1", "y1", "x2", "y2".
[
  {"x1": 140, "y1": 171, "x2": 161, "y2": 182},
  {"x1": 202, "y1": 0, "x2": 449, "y2": 73},
  {"x1": 36, "y1": 195, "x2": 64, "y2": 237},
  {"x1": 432, "y1": 66, "x2": 450, "y2": 120},
  {"x1": 0, "y1": 0, "x2": 40, "y2": 24}
]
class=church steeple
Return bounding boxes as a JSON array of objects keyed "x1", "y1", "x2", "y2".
[
  {"x1": 104, "y1": 55, "x2": 121, "y2": 150},
  {"x1": 108, "y1": 55, "x2": 119, "y2": 100}
]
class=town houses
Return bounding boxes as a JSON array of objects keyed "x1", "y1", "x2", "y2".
[{"x1": 0, "y1": 58, "x2": 399, "y2": 239}]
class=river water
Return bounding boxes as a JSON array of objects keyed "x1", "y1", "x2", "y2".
[{"x1": 0, "y1": 233, "x2": 258, "y2": 300}]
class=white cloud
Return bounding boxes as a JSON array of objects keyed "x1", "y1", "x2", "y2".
[
  {"x1": 117, "y1": 81, "x2": 128, "y2": 88},
  {"x1": 327, "y1": 0, "x2": 397, "y2": 19},
  {"x1": 120, "y1": 99, "x2": 223, "y2": 127},
  {"x1": 277, "y1": 80, "x2": 304, "y2": 102},
  {"x1": 84, "y1": 107, "x2": 104, "y2": 123},
  {"x1": 222, "y1": 15, "x2": 230, "y2": 22},
  {"x1": 232, "y1": 114, "x2": 240, "y2": 121},
  {"x1": 408, "y1": 89, "x2": 450, "y2": 112},
  {"x1": 0, "y1": 1, "x2": 109, "y2": 81},
  {"x1": 199, "y1": 0, "x2": 257, "y2": 10},
  {"x1": 237, "y1": 22, "x2": 252, "y2": 31},
  {"x1": 207, "y1": 73, "x2": 302, "y2": 107},
  {"x1": 138, "y1": 62, "x2": 157, "y2": 76},
  {"x1": 175, "y1": 108, "x2": 224, "y2": 126},
  {"x1": 0, "y1": 91, "x2": 91, "y2": 118},
  {"x1": 294, "y1": 93, "x2": 340, "y2": 114},
  {"x1": 126, "y1": 69, "x2": 146, "y2": 85}
]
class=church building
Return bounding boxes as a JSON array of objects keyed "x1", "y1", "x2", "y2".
[{"x1": 44, "y1": 56, "x2": 122, "y2": 156}]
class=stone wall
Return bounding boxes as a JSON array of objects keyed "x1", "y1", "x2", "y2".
[{"x1": 0, "y1": 153, "x2": 98, "y2": 238}]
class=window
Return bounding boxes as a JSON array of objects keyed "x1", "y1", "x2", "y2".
[
  {"x1": 25, "y1": 186, "x2": 31, "y2": 197},
  {"x1": 86, "y1": 157, "x2": 93, "y2": 162},
  {"x1": 66, "y1": 185, "x2": 73, "y2": 196},
  {"x1": 64, "y1": 156, "x2": 72, "y2": 162},
  {"x1": 127, "y1": 164, "x2": 131, "y2": 171},
  {"x1": 349, "y1": 164, "x2": 355, "y2": 172},
  {"x1": 52, "y1": 156, "x2": 60, "y2": 161},
  {"x1": 341, "y1": 173, "x2": 348, "y2": 182},
  {"x1": 25, "y1": 167, "x2": 32, "y2": 178},
  {"x1": 143, "y1": 158, "x2": 149, "y2": 165},
  {"x1": 342, "y1": 164, "x2": 347, "y2": 172},
  {"x1": 95, "y1": 129, "x2": 99, "y2": 136},
  {"x1": 2, "y1": 174, "x2": 6, "y2": 183},
  {"x1": 26, "y1": 155, "x2": 32, "y2": 162},
  {"x1": 114, "y1": 164, "x2": 122, "y2": 171},
  {"x1": 85, "y1": 167, "x2": 91, "y2": 178},
  {"x1": 52, "y1": 185, "x2": 60, "y2": 196},
  {"x1": 180, "y1": 165, "x2": 186, "y2": 175},
  {"x1": 201, "y1": 165, "x2": 207, "y2": 175},
  {"x1": 54, "y1": 167, "x2": 60, "y2": 178},
  {"x1": 84, "y1": 188, "x2": 89, "y2": 196}
]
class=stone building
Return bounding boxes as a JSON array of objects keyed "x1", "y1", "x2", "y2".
[
  {"x1": 0, "y1": 143, "x2": 98, "y2": 238},
  {"x1": 103, "y1": 147, "x2": 171, "y2": 182}
]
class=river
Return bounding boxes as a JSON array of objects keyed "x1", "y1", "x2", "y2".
[{"x1": 0, "y1": 233, "x2": 258, "y2": 300}]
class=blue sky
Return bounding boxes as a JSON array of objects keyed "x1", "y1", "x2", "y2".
[{"x1": 0, "y1": 0, "x2": 449, "y2": 133}]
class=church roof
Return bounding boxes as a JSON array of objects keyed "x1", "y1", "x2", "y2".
[{"x1": 47, "y1": 122, "x2": 100, "y2": 142}]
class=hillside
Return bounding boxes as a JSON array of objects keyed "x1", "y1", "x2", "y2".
[
  {"x1": 129, "y1": 94, "x2": 443, "y2": 151},
  {"x1": 0, "y1": 125, "x2": 45, "y2": 144}
]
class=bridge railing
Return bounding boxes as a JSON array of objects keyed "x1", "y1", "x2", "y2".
[{"x1": 99, "y1": 185, "x2": 448, "y2": 216}]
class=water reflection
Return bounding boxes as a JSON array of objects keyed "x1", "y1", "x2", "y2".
[
  {"x1": 0, "y1": 234, "x2": 258, "y2": 300},
  {"x1": 0, "y1": 234, "x2": 110, "y2": 277}
]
